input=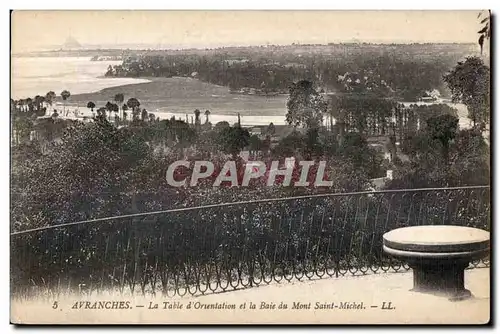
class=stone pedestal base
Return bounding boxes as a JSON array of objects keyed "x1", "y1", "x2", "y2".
[
  {"x1": 409, "y1": 261, "x2": 471, "y2": 301},
  {"x1": 383, "y1": 226, "x2": 489, "y2": 302}
]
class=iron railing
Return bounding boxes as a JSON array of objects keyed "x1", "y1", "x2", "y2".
[{"x1": 11, "y1": 186, "x2": 490, "y2": 300}]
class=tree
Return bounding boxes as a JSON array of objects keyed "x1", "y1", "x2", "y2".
[
  {"x1": 331, "y1": 95, "x2": 397, "y2": 136},
  {"x1": 426, "y1": 114, "x2": 459, "y2": 163},
  {"x1": 286, "y1": 80, "x2": 327, "y2": 129},
  {"x1": 111, "y1": 103, "x2": 119, "y2": 122},
  {"x1": 25, "y1": 98, "x2": 33, "y2": 113},
  {"x1": 214, "y1": 121, "x2": 230, "y2": 132},
  {"x1": 338, "y1": 133, "x2": 368, "y2": 164},
  {"x1": 86, "y1": 101, "x2": 96, "y2": 113},
  {"x1": 11, "y1": 118, "x2": 151, "y2": 231},
  {"x1": 272, "y1": 131, "x2": 305, "y2": 158},
  {"x1": 167, "y1": 119, "x2": 197, "y2": 152},
  {"x1": 385, "y1": 126, "x2": 489, "y2": 189},
  {"x1": 148, "y1": 113, "x2": 156, "y2": 123},
  {"x1": 126, "y1": 98, "x2": 141, "y2": 113},
  {"x1": 443, "y1": 57, "x2": 490, "y2": 130},
  {"x1": 204, "y1": 110, "x2": 211, "y2": 124},
  {"x1": 122, "y1": 104, "x2": 129, "y2": 123},
  {"x1": 96, "y1": 107, "x2": 107, "y2": 120},
  {"x1": 61, "y1": 90, "x2": 71, "y2": 114},
  {"x1": 45, "y1": 91, "x2": 56, "y2": 106},
  {"x1": 478, "y1": 10, "x2": 491, "y2": 54},
  {"x1": 248, "y1": 135, "x2": 262, "y2": 154},
  {"x1": 114, "y1": 93, "x2": 125, "y2": 118},
  {"x1": 194, "y1": 109, "x2": 201, "y2": 130},
  {"x1": 105, "y1": 101, "x2": 114, "y2": 121},
  {"x1": 448, "y1": 129, "x2": 489, "y2": 186},
  {"x1": 33, "y1": 95, "x2": 45, "y2": 113},
  {"x1": 267, "y1": 122, "x2": 276, "y2": 136},
  {"x1": 12, "y1": 116, "x2": 33, "y2": 145},
  {"x1": 141, "y1": 109, "x2": 148, "y2": 122},
  {"x1": 217, "y1": 126, "x2": 250, "y2": 157}
]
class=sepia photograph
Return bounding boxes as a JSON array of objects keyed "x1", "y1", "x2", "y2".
[{"x1": 9, "y1": 9, "x2": 491, "y2": 325}]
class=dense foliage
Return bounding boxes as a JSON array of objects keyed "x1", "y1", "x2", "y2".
[
  {"x1": 443, "y1": 56, "x2": 490, "y2": 129},
  {"x1": 104, "y1": 43, "x2": 475, "y2": 101}
]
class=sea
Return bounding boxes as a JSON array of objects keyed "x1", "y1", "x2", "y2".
[
  {"x1": 10, "y1": 56, "x2": 473, "y2": 129},
  {"x1": 11, "y1": 57, "x2": 150, "y2": 100}
]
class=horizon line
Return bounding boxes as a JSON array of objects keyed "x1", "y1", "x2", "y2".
[{"x1": 14, "y1": 41, "x2": 478, "y2": 55}]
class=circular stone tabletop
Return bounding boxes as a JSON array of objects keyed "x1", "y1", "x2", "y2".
[{"x1": 383, "y1": 225, "x2": 490, "y2": 253}]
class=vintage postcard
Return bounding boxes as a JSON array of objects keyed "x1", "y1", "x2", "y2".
[{"x1": 10, "y1": 10, "x2": 491, "y2": 325}]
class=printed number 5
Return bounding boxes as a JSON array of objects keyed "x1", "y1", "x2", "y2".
[{"x1": 52, "y1": 301, "x2": 58, "y2": 309}]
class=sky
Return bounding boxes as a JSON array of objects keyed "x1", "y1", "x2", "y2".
[{"x1": 11, "y1": 10, "x2": 487, "y2": 52}]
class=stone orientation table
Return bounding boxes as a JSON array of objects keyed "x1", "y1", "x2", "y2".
[{"x1": 383, "y1": 225, "x2": 490, "y2": 301}]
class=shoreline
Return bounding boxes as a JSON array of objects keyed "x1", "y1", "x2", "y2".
[
  {"x1": 66, "y1": 77, "x2": 472, "y2": 129},
  {"x1": 67, "y1": 76, "x2": 290, "y2": 119},
  {"x1": 11, "y1": 56, "x2": 147, "y2": 100},
  {"x1": 11, "y1": 77, "x2": 152, "y2": 101},
  {"x1": 13, "y1": 63, "x2": 473, "y2": 129}
]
